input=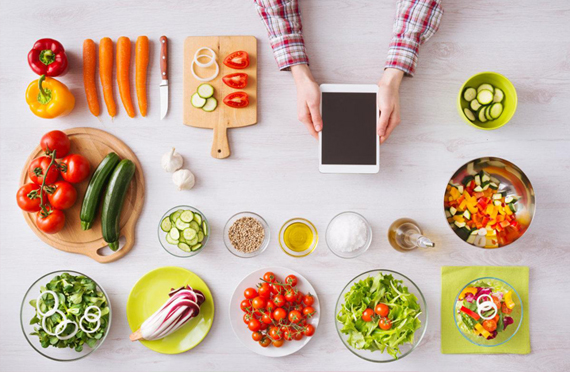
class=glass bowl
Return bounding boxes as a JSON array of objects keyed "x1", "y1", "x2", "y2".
[
  {"x1": 223, "y1": 212, "x2": 270, "y2": 258},
  {"x1": 335, "y1": 269, "x2": 427, "y2": 363},
  {"x1": 454, "y1": 277, "x2": 523, "y2": 347},
  {"x1": 279, "y1": 218, "x2": 318, "y2": 258},
  {"x1": 326, "y1": 211, "x2": 372, "y2": 258},
  {"x1": 158, "y1": 205, "x2": 210, "y2": 258},
  {"x1": 20, "y1": 270, "x2": 112, "y2": 362}
]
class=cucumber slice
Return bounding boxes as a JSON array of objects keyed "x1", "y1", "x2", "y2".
[
  {"x1": 170, "y1": 210, "x2": 183, "y2": 222},
  {"x1": 191, "y1": 92, "x2": 206, "y2": 108},
  {"x1": 454, "y1": 221, "x2": 466, "y2": 228},
  {"x1": 160, "y1": 217, "x2": 172, "y2": 232},
  {"x1": 485, "y1": 105, "x2": 493, "y2": 121},
  {"x1": 474, "y1": 174, "x2": 481, "y2": 186},
  {"x1": 508, "y1": 203, "x2": 517, "y2": 213},
  {"x1": 450, "y1": 207, "x2": 457, "y2": 216},
  {"x1": 202, "y1": 221, "x2": 209, "y2": 236},
  {"x1": 183, "y1": 228, "x2": 197, "y2": 241},
  {"x1": 191, "y1": 244, "x2": 202, "y2": 251},
  {"x1": 180, "y1": 210, "x2": 194, "y2": 223},
  {"x1": 470, "y1": 99, "x2": 481, "y2": 111},
  {"x1": 473, "y1": 185, "x2": 483, "y2": 192},
  {"x1": 493, "y1": 88, "x2": 504, "y2": 103},
  {"x1": 169, "y1": 227, "x2": 180, "y2": 240},
  {"x1": 477, "y1": 90, "x2": 494, "y2": 105},
  {"x1": 202, "y1": 97, "x2": 218, "y2": 112},
  {"x1": 477, "y1": 83, "x2": 494, "y2": 94},
  {"x1": 188, "y1": 236, "x2": 199, "y2": 246},
  {"x1": 189, "y1": 221, "x2": 200, "y2": 232},
  {"x1": 178, "y1": 243, "x2": 191, "y2": 252},
  {"x1": 198, "y1": 231, "x2": 204, "y2": 243},
  {"x1": 166, "y1": 234, "x2": 179, "y2": 245},
  {"x1": 490, "y1": 103, "x2": 503, "y2": 119},
  {"x1": 481, "y1": 173, "x2": 490, "y2": 183},
  {"x1": 463, "y1": 108, "x2": 476, "y2": 122},
  {"x1": 463, "y1": 87, "x2": 477, "y2": 101},
  {"x1": 175, "y1": 219, "x2": 190, "y2": 230},
  {"x1": 179, "y1": 234, "x2": 187, "y2": 243},
  {"x1": 463, "y1": 210, "x2": 471, "y2": 219},
  {"x1": 197, "y1": 83, "x2": 214, "y2": 99},
  {"x1": 477, "y1": 106, "x2": 488, "y2": 122},
  {"x1": 193, "y1": 213, "x2": 202, "y2": 225}
]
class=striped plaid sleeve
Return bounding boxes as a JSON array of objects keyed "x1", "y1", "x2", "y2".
[
  {"x1": 385, "y1": 0, "x2": 443, "y2": 76},
  {"x1": 254, "y1": 0, "x2": 309, "y2": 71}
]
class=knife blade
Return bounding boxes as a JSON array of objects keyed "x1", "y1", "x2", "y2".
[{"x1": 160, "y1": 35, "x2": 169, "y2": 119}]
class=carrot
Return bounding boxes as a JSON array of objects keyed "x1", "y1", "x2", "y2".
[
  {"x1": 116, "y1": 36, "x2": 135, "y2": 118},
  {"x1": 83, "y1": 39, "x2": 100, "y2": 117},
  {"x1": 135, "y1": 36, "x2": 149, "y2": 117},
  {"x1": 99, "y1": 37, "x2": 117, "y2": 117}
]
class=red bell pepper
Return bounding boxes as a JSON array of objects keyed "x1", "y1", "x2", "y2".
[
  {"x1": 460, "y1": 306, "x2": 480, "y2": 320},
  {"x1": 28, "y1": 38, "x2": 68, "y2": 77}
]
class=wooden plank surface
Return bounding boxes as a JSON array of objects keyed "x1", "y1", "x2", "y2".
[{"x1": 0, "y1": 0, "x2": 569, "y2": 371}]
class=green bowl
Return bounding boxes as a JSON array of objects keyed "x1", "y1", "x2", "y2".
[{"x1": 457, "y1": 72, "x2": 517, "y2": 130}]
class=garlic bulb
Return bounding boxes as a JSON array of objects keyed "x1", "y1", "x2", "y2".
[
  {"x1": 161, "y1": 148, "x2": 183, "y2": 173},
  {"x1": 172, "y1": 169, "x2": 195, "y2": 190}
]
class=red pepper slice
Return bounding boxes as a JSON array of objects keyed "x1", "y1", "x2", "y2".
[
  {"x1": 28, "y1": 38, "x2": 68, "y2": 77},
  {"x1": 460, "y1": 306, "x2": 480, "y2": 320}
]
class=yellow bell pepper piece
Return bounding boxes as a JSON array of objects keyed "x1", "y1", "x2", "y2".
[
  {"x1": 458, "y1": 286, "x2": 477, "y2": 300},
  {"x1": 453, "y1": 215, "x2": 464, "y2": 223},
  {"x1": 486, "y1": 204, "x2": 495, "y2": 216},
  {"x1": 505, "y1": 205, "x2": 513, "y2": 215},
  {"x1": 459, "y1": 199, "x2": 468, "y2": 211},
  {"x1": 450, "y1": 187, "x2": 460, "y2": 200},
  {"x1": 25, "y1": 75, "x2": 75, "y2": 119},
  {"x1": 474, "y1": 323, "x2": 491, "y2": 338},
  {"x1": 504, "y1": 291, "x2": 516, "y2": 309},
  {"x1": 467, "y1": 202, "x2": 478, "y2": 215}
]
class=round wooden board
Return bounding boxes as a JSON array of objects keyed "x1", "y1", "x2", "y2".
[{"x1": 19, "y1": 127, "x2": 145, "y2": 263}]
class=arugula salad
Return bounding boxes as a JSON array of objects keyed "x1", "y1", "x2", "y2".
[
  {"x1": 336, "y1": 272, "x2": 422, "y2": 359},
  {"x1": 29, "y1": 273, "x2": 110, "y2": 352}
]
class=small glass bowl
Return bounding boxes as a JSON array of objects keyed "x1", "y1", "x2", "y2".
[
  {"x1": 158, "y1": 205, "x2": 210, "y2": 258},
  {"x1": 223, "y1": 212, "x2": 270, "y2": 258},
  {"x1": 20, "y1": 270, "x2": 112, "y2": 362},
  {"x1": 279, "y1": 218, "x2": 318, "y2": 258},
  {"x1": 326, "y1": 211, "x2": 372, "y2": 259}
]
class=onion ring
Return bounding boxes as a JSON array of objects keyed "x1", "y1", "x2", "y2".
[
  {"x1": 193, "y1": 47, "x2": 217, "y2": 65},
  {"x1": 36, "y1": 290, "x2": 59, "y2": 317},
  {"x1": 84, "y1": 306, "x2": 102, "y2": 322},
  {"x1": 56, "y1": 320, "x2": 78, "y2": 340},
  {"x1": 41, "y1": 310, "x2": 67, "y2": 336},
  {"x1": 477, "y1": 301, "x2": 498, "y2": 320},
  {"x1": 194, "y1": 54, "x2": 215, "y2": 68},
  {"x1": 191, "y1": 59, "x2": 219, "y2": 82},
  {"x1": 79, "y1": 315, "x2": 101, "y2": 334}
]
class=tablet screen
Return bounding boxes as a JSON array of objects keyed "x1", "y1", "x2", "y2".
[{"x1": 321, "y1": 92, "x2": 377, "y2": 165}]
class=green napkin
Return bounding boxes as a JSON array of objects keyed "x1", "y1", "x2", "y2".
[{"x1": 441, "y1": 266, "x2": 530, "y2": 354}]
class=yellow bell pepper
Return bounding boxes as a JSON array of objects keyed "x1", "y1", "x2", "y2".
[
  {"x1": 458, "y1": 286, "x2": 477, "y2": 300},
  {"x1": 504, "y1": 291, "x2": 516, "y2": 310},
  {"x1": 25, "y1": 75, "x2": 75, "y2": 119},
  {"x1": 450, "y1": 187, "x2": 460, "y2": 200},
  {"x1": 474, "y1": 323, "x2": 491, "y2": 338}
]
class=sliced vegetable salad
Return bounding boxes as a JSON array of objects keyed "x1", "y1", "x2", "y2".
[{"x1": 336, "y1": 273, "x2": 422, "y2": 359}]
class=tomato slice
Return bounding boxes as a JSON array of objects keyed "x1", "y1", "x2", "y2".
[
  {"x1": 223, "y1": 92, "x2": 249, "y2": 108},
  {"x1": 223, "y1": 51, "x2": 249, "y2": 69},
  {"x1": 222, "y1": 73, "x2": 248, "y2": 89}
]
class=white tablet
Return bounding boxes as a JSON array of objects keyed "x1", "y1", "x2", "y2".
[{"x1": 319, "y1": 84, "x2": 379, "y2": 173}]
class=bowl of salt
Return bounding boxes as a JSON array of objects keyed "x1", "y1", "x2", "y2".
[{"x1": 326, "y1": 212, "x2": 372, "y2": 259}]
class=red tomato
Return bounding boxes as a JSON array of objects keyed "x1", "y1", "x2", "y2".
[
  {"x1": 46, "y1": 181, "x2": 77, "y2": 210},
  {"x1": 259, "y1": 338, "x2": 271, "y2": 347},
  {"x1": 273, "y1": 308, "x2": 287, "y2": 321},
  {"x1": 259, "y1": 322, "x2": 269, "y2": 331},
  {"x1": 273, "y1": 294, "x2": 286, "y2": 308},
  {"x1": 272, "y1": 339, "x2": 284, "y2": 348},
  {"x1": 362, "y1": 308, "x2": 374, "y2": 322},
  {"x1": 285, "y1": 275, "x2": 298, "y2": 287},
  {"x1": 284, "y1": 288, "x2": 297, "y2": 303},
  {"x1": 290, "y1": 303, "x2": 303, "y2": 312},
  {"x1": 375, "y1": 303, "x2": 389, "y2": 317},
  {"x1": 501, "y1": 303, "x2": 512, "y2": 314},
  {"x1": 244, "y1": 287, "x2": 258, "y2": 299},
  {"x1": 269, "y1": 327, "x2": 282, "y2": 341},
  {"x1": 270, "y1": 283, "x2": 283, "y2": 295},
  {"x1": 36, "y1": 209, "x2": 65, "y2": 234},
  {"x1": 258, "y1": 282, "x2": 272, "y2": 298},
  {"x1": 293, "y1": 331, "x2": 304, "y2": 341},
  {"x1": 288, "y1": 310, "x2": 302, "y2": 324},
  {"x1": 303, "y1": 306, "x2": 316, "y2": 318},
  {"x1": 304, "y1": 324, "x2": 315, "y2": 337},
  {"x1": 40, "y1": 130, "x2": 70, "y2": 158},
  {"x1": 266, "y1": 299, "x2": 276, "y2": 313},
  {"x1": 378, "y1": 318, "x2": 392, "y2": 330},
  {"x1": 16, "y1": 183, "x2": 46, "y2": 212},
  {"x1": 248, "y1": 318, "x2": 261, "y2": 332},
  {"x1": 283, "y1": 329, "x2": 293, "y2": 341},
  {"x1": 223, "y1": 92, "x2": 249, "y2": 108},
  {"x1": 243, "y1": 313, "x2": 253, "y2": 324},
  {"x1": 482, "y1": 319, "x2": 497, "y2": 332},
  {"x1": 252, "y1": 296, "x2": 267, "y2": 310},
  {"x1": 252, "y1": 331, "x2": 263, "y2": 342},
  {"x1": 222, "y1": 73, "x2": 248, "y2": 89},
  {"x1": 261, "y1": 312, "x2": 273, "y2": 324},
  {"x1": 240, "y1": 299, "x2": 252, "y2": 312},
  {"x1": 28, "y1": 156, "x2": 60, "y2": 185},
  {"x1": 60, "y1": 154, "x2": 90, "y2": 183},
  {"x1": 263, "y1": 272, "x2": 277, "y2": 282},
  {"x1": 302, "y1": 294, "x2": 315, "y2": 307},
  {"x1": 223, "y1": 51, "x2": 250, "y2": 69}
]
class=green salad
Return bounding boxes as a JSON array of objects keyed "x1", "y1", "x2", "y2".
[
  {"x1": 29, "y1": 273, "x2": 110, "y2": 352},
  {"x1": 336, "y1": 272, "x2": 422, "y2": 359}
]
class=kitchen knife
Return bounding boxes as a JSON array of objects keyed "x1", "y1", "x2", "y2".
[{"x1": 160, "y1": 36, "x2": 168, "y2": 119}]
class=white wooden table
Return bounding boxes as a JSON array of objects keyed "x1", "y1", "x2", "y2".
[{"x1": 1, "y1": 1, "x2": 569, "y2": 371}]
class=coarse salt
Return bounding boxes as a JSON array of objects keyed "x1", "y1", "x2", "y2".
[{"x1": 328, "y1": 214, "x2": 369, "y2": 253}]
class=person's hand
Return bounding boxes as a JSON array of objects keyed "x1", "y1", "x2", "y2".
[
  {"x1": 291, "y1": 64, "x2": 322, "y2": 139},
  {"x1": 377, "y1": 68, "x2": 404, "y2": 143}
]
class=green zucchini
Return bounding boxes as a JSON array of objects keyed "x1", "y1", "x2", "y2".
[
  {"x1": 101, "y1": 159, "x2": 136, "y2": 251},
  {"x1": 80, "y1": 152, "x2": 121, "y2": 230}
]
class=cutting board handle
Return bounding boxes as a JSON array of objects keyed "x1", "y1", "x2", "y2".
[
  {"x1": 85, "y1": 223, "x2": 136, "y2": 263},
  {"x1": 211, "y1": 125, "x2": 230, "y2": 159}
]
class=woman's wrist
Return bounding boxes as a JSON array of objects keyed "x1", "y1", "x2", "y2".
[
  {"x1": 291, "y1": 64, "x2": 314, "y2": 83},
  {"x1": 379, "y1": 68, "x2": 404, "y2": 88}
]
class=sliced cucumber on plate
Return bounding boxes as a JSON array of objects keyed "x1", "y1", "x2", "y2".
[
  {"x1": 161, "y1": 208, "x2": 209, "y2": 253},
  {"x1": 462, "y1": 83, "x2": 507, "y2": 123},
  {"x1": 191, "y1": 83, "x2": 218, "y2": 112}
]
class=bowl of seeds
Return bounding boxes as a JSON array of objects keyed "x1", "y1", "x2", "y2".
[{"x1": 223, "y1": 212, "x2": 270, "y2": 258}]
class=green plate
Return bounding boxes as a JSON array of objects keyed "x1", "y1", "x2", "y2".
[{"x1": 126, "y1": 266, "x2": 214, "y2": 354}]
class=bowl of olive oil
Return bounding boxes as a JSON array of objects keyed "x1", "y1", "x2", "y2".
[{"x1": 279, "y1": 218, "x2": 318, "y2": 258}]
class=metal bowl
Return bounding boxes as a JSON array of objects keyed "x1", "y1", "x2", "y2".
[{"x1": 444, "y1": 157, "x2": 535, "y2": 248}]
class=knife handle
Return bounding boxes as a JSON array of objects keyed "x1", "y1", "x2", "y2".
[{"x1": 160, "y1": 36, "x2": 168, "y2": 80}]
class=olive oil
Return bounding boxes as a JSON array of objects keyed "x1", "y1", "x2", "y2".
[
  {"x1": 388, "y1": 218, "x2": 435, "y2": 252},
  {"x1": 283, "y1": 222, "x2": 313, "y2": 252}
]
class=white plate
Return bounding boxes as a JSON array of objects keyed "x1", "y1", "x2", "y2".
[{"x1": 229, "y1": 267, "x2": 320, "y2": 357}]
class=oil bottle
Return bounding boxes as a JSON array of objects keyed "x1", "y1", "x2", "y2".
[{"x1": 388, "y1": 218, "x2": 435, "y2": 252}]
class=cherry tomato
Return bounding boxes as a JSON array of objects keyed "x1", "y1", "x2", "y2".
[
  {"x1": 288, "y1": 310, "x2": 302, "y2": 324},
  {"x1": 270, "y1": 283, "x2": 283, "y2": 295},
  {"x1": 259, "y1": 322, "x2": 269, "y2": 331},
  {"x1": 252, "y1": 331, "x2": 263, "y2": 341},
  {"x1": 378, "y1": 318, "x2": 392, "y2": 330},
  {"x1": 36, "y1": 209, "x2": 65, "y2": 234},
  {"x1": 223, "y1": 51, "x2": 250, "y2": 69},
  {"x1": 302, "y1": 293, "x2": 315, "y2": 307},
  {"x1": 264, "y1": 271, "x2": 277, "y2": 283},
  {"x1": 46, "y1": 181, "x2": 77, "y2": 210},
  {"x1": 266, "y1": 300, "x2": 276, "y2": 313},
  {"x1": 362, "y1": 308, "x2": 374, "y2": 322},
  {"x1": 243, "y1": 313, "x2": 253, "y2": 324},
  {"x1": 16, "y1": 183, "x2": 46, "y2": 212},
  {"x1": 284, "y1": 288, "x2": 297, "y2": 303},
  {"x1": 40, "y1": 130, "x2": 70, "y2": 158},
  {"x1": 375, "y1": 303, "x2": 390, "y2": 317},
  {"x1": 502, "y1": 303, "x2": 513, "y2": 314},
  {"x1": 293, "y1": 331, "x2": 304, "y2": 341},
  {"x1": 273, "y1": 294, "x2": 286, "y2": 308},
  {"x1": 304, "y1": 324, "x2": 316, "y2": 337},
  {"x1": 285, "y1": 275, "x2": 298, "y2": 287},
  {"x1": 252, "y1": 296, "x2": 267, "y2": 310},
  {"x1": 223, "y1": 92, "x2": 249, "y2": 108},
  {"x1": 303, "y1": 306, "x2": 316, "y2": 318},
  {"x1": 28, "y1": 156, "x2": 60, "y2": 185},
  {"x1": 273, "y1": 308, "x2": 287, "y2": 321},
  {"x1": 295, "y1": 291, "x2": 304, "y2": 304},
  {"x1": 240, "y1": 299, "x2": 252, "y2": 312},
  {"x1": 482, "y1": 319, "x2": 497, "y2": 332},
  {"x1": 272, "y1": 339, "x2": 284, "y2": 348},
  {"x1": 248, "y1": 318, "x2": 261, "y2": 332},
  {"x1": 259, "y1": 338, "x2": 271, "y2": 347},
  {"x1": 258, "y1": 282, "x2": 272, "y2": 298},
  {"x1": 60, "y1": 154, "x2": 90, "y2": 183},
  {"x1": 283, "y1": 329, "x2": 293, "y2": 341},
  {"x1": 290, "y1": 303, "x2": 303, "y2": 312},
  {"x1": 222, "y1": 73, "x2": 248, "y2": 89},
  {"x1": 261, "y1": 312, "x2": 273, "y2": 324},
  {"x1": 244, "y1": 287, "x2": 258, "y2": 299},
  {"x1": 269, "y1": 327, "x2": 282, "y2": 341}
]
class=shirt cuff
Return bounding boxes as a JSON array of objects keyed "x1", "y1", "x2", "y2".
[
  {"x1": 269, "y1": 34, "x2": 309, "y2": 71},
  {"x1": 385, "y1": 37, "x2": 420, "y2": 77}
]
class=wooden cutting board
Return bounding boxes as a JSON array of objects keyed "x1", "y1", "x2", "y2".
[
  {"x1": 183, "y1": 36, "x2": 257, "y2": 159},
  {"x1": 19, "y1": 127, "x2": 145, "y2": 263}
]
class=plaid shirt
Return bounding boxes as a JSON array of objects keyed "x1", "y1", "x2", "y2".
[{"x1": 255, "y1": 0, "x2": 443, "y2": 76}]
